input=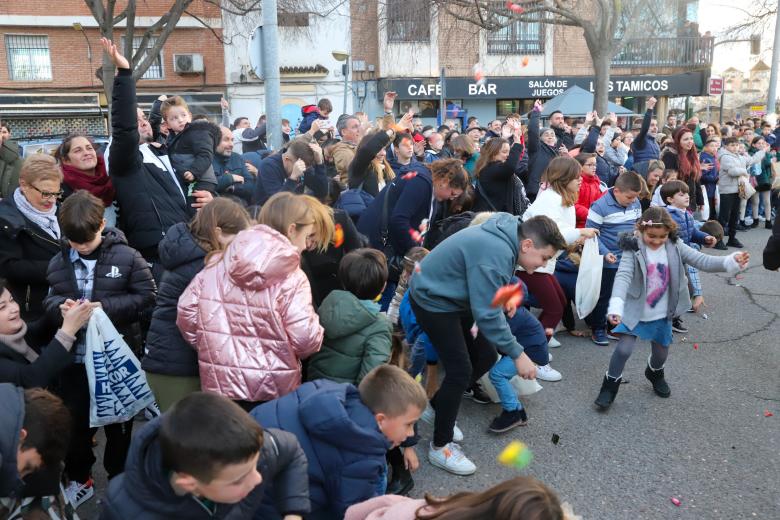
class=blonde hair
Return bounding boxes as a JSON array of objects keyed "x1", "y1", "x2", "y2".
[
  {"x1": 20, "y1": 154, "x2": 63, "y2": 185},
  {"x1": 161, "y1": 95, "x2": 190, "y2": 120},
  {"x1": 542, "y1": 157, "x2": 581, "y2": 207},
  {"x1": 258, "y1": 192, "x2": 334, "y2": 252}
]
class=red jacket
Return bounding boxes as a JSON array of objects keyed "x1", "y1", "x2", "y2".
[{"x1": 575, "y1": 172, "x2": 606, "y2": 228}]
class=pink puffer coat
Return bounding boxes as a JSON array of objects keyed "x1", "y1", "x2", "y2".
[{"x1": 176, "y1": 224, "x2": 323, "y2": 402}]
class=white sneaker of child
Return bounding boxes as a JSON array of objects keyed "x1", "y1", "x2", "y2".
[
  {"x1": 428, "y1": 442, "x2": 476, "y2": 475},
  {"x1": 536, "y1": 364, "x2": 562, "y2": 382}
]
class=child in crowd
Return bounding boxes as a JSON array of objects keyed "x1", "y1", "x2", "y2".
[
  {"x1": 699, "y1": 137, "x2": 721, "y2": 220},
  {"x1": 160, "y1": 95, "x2": 220, "y2": 197},
  {"x1": 177, "y1": 192, "x2": 332, "y2": 410},
  {"x1": 101, "y1": 392, "x2": 310, "y2": 519},
  {"x1": 650, "y1": 169, "x2": 679, "y2": 208},
  {"x1": 584, "y1": 172, "x2": 643, "y2": 346},
  {"x1": 594, "y1": 207, "x2": 749, "y2": 410},
  {"x1": 0, "y1": 386, "x2": 70, "y2": 518},
  {"x1": 307, "y1": 248, "x2": 392, "y2": 385},
  {"x1": 251, "y1": 364, "x2": 427, "y2": 520},
  {"x1": 44, "y1": 190, "x2": 156, "y2": 508},
  {"x1": 574, "y1": 153, "x2": 606, "y2": 228},
  {"x1": 660, "y1": 180, "x2": 718, "y2": 321},
  {"x1": 387, "y1": 247, "x2": 428, "y2": 326},
  {"x1": 717, "y1": 136, "x2": 766, "y2": 249},
  {"x1": 345, "y1": 476, "x2": 575, "y2": 520},
  {"x1": 487, "y1": 278, "x2": 551, "y2": 433},
  {"x1": 640, "y1": 160, "x2": 666, "y2": 212},
  {"x1": 298, "y1": 98, "x2": 333, "y2": 135}
]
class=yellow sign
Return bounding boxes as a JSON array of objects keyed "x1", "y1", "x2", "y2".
[{"x1": 750, "y1": 105, "x2": 767, "y2": 115}]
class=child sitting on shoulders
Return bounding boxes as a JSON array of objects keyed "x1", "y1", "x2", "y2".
[
  {"x1": 307, "y1": 249, "x2": 392, "y2": 385},
  {"x1": 594, "y1": 207, "x2": 749, "y2": 410},
  {"x1": 251, "y1": 365, "x2": 427, "y2": 520}
]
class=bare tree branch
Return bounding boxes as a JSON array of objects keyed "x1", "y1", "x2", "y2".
[{"x1": 184, "y1": 8, "x2": 229, "y2": 44}]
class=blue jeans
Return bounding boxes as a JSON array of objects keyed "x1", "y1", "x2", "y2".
[
  {"x1": 489, "y1": 308, "x2": 549, "y2": 412},
  {"x1": 379, "y1": 281, "x2": 397, "y2": 312}
]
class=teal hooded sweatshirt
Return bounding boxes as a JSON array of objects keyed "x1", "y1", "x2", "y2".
[{"x1": 409, "y1": 212, "x2": 523, "y2": 359}]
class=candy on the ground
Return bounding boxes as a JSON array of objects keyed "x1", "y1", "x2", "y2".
[
  {"x1": 491, "y1": 283, "x2": 523, "y2": 309},
  {"x1": 401, "y1": 171, "x2": 418, "y2": 180},
  {"x1": 332, "y1": 224, "x2": 344, "y2": 248},
  {"x1": 498, "y1": 441, "x2": 533, "y2": 469},
  {"x1": 551, "y1": 433, "x2": 560, "y2": 445},
  {"x1": 693, "y1": 343, "x2": 699, "y2": 350},
  {"x1": 671, "y1": 497, "x2": 681, "y2": 506},
  {"x1": 764, "y1": 410, "x2": 773, "y2": 417}
]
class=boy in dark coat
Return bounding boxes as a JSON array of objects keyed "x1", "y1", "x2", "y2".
[
  {"x1": 43, "y1": 190, "x2": 156, "y2": 508},
  {"x1": 100, "y1": 392, "x2": 310, "y2": 520},
  {"x1": 251, "y1": 365, "x2": 428, "y2": 520}
]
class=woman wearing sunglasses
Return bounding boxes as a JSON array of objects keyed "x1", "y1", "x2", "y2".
[{"x1": 0, "y1": 154, "x2": 64, "y2": 323}]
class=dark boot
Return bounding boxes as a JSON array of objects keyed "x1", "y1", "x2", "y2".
[
  {"x1": 385, "y1": 447, "x2": 414, "y2": 496},
  {"x1": 766, "y1": 220, "x2": 773, "y2": 230},
  {"x1": 594, "y1": 375, "x2": 621, "y2": 410},
  {"x1": 645, "y1": 364, "x2": 671, "y2": 398}
]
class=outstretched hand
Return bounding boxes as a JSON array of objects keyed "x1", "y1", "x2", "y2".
[{"x1": 100, "y1": 38, "x2": 130, "y2": 70}]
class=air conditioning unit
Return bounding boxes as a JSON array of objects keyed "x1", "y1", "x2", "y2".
[{"x1": 174, "y1": 54, "x2": 204, "y2": 74}]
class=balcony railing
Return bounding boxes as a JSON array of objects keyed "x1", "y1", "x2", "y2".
[{"x1": 613, "y1": 36, "x2": 713, "y2": 68}]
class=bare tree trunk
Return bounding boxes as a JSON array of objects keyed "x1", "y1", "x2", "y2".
[{"x1": 590, "y1": 47, "x2": 612, "y2": 115}]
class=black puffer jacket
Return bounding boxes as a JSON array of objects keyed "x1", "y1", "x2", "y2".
[
  {"x1": 0, "y1": 322, "x2": 73, "y2": 389},
  {"x1": 526, "y1": 110, "x2": 559, "y2": 197},
  {"x1": 166, "y1": 119, "x2": 221, "y2": 190},
  {"x1": 0, "y1": 196, "x2": 61, "y2": 321},
  {"x1": 43, "y1": 228, "x2": 156, "y2": 334},
  {"x1": 100, "y1": 419, "x2": 310, "y2": 520},
  {"x1": 107, "y1": 68, "x2": 193, "y2": 257},
  {"x1": 141, "y1": 222, "x2": 204, "y2": 377}
]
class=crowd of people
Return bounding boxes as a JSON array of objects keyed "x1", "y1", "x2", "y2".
[{"x1": 0, "y1": 37, "x2": 778, "y2": 520}]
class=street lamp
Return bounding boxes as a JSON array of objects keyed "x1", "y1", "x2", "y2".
[
  {"x1": 332, "y1": 50, "x2": 350, "y2": 116},
  {"x1": 72, "y1": 23, "x2": 94, "y2": 88}
]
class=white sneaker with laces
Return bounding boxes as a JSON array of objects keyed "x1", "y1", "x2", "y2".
[
  {"x1": 421, "y1": 403, "x2": 463, "y2": 442},
  {"x1": 63, "y1": 479, "x2": 95, "y2": 509},
  {"x1": 536, "y1": 364, "x2": 562, "y2": 382},
  {"x1": 428, "y1": 442, "x2": 476, "y2": 475}
]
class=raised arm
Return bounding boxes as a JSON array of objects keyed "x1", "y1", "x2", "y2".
[
  {"x1": 102, "y1": 38, "x2": 141, "y2": 178},
  {"x1": 348, "y1": 130, "x2": 393, "y2": 189}
]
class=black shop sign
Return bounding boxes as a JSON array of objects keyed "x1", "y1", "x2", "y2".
[{"x1": 379, "y1": 72, "x2": 707, "y2": 100}]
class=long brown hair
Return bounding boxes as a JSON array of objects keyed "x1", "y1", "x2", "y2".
[
  {"x1": 189, "y1": 198, "x2": 251, "y2": 264},
  {"x1": 474, "y1": 138, "x2": 509, "y2": 178},
  {"x1": 416, "y1": 476, "x2": 564, "y2": 520},
  {"x1": 542, "y1": 156, "x2": 581, "y2": 207},
  {"x1": 358, "y1": 130, "x2": 395, "y2": 184},
  {"x1": 430, "y1": 158, "x2": 470, "y2": 191}
]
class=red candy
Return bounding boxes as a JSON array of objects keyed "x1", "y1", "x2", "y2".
[
  {"x1": 402, "y1": 172, "x2": 418, "y2": 180},
  {"x1": 491, "y1": 283, "x2": 523, "y2": 309},
  {"x1": 521, "y1": 56, "x2": 530, "y2": 67},
  {"x1": 693, "y1": 343, "x2": 699, "y2": 350},
  {"x1": 506, "y1": 1, "x2": 524, "y2": 13},
  {"x1": 765, "y1": 410, "x2": 774, "y2": 417},
  {"x1": 671, "y1": 497, "x2": 681, "y2": 507}
]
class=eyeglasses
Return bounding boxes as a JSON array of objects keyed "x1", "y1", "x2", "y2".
[{"x1": 29, "y1": 185, "x2": 64, "y2": 199}]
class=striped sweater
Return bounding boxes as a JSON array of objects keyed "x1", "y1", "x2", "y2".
[{"x1": 585, "y1": 189, "x2": 642, "y2": 268}]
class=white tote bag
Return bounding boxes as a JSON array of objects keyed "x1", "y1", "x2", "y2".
[
  {"x1": 575, "y1": 237, "x2": 603, "y2": 319},
  {"x1": 85, "y1": 309, "x2": 155, "y2": 427}
]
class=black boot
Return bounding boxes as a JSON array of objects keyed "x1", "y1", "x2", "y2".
[
  {"x1": 766, "y1": 220, "x2": 773, "y2": 230},
  {"x1": 645, "y1": 364, "x2": 671, "y2": 398},
  {"x1": 385, "y1": 447, "x2": 414, "y2": 496},
  {"x1": 594, "y1": 375, "x2": 621, "y2": 410}
]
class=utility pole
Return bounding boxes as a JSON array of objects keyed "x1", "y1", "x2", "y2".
[
  {"x1": 438, "y1": 67, "x2": 446, "y2": 126},
  {"x1": 262, "y1": 0, "x2": 282, "y2": 151},
  {"x1": 767, "y1": 4, "x2": 780, "y2": 115}
]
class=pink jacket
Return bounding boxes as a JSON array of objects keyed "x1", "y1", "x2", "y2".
[
  {"x1": 177, "y1": 224, "x2": 323, "y2": 402},
  {"x1": 345, "y1": 496, "x2": 429, "y2": 520}
]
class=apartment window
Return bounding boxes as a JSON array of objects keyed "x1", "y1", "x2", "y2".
[
  {"x1": 278, "y1": 12, "x2": 309, "y2": 27},
  {"x1": 496, "y1": 99, "x2": 533, "y2": 117},
  {"x1": 487, "y1": 7, "x2": 544, "y2": 55},
  {"x1": 387, "y1": 0, "x2": 430, "y2": 42},
  {"x1": 5, "y1": 35, "x2": 52, "y2": 81},
  {"x1": 122, "y1": 36, "x2": 164, "y2": 80}
]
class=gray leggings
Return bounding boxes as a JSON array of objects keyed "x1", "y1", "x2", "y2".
[{"x1": 607, "y1": 335, "x2": 669, "y2": 379}]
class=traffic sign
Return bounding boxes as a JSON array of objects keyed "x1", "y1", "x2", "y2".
[{"x1": 708, "y1": 77, "x2": 723, "y2": 96}]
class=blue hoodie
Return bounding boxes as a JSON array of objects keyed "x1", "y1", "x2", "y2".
[
  {"x1": 251, "y1": 380, "x2": 390, "y2": 520},
  {"x1": 409, "y1": 213, "x2": 524, "y2": 359}
]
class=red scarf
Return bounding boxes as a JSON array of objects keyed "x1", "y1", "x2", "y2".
[{"x1": 61, "y1": 155, "x2": 115, "y2": 207}]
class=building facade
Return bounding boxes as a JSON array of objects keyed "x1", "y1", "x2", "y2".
[
  {"x1": 352, "y1": 0, "x2": 712, "y2": 128},
  {"x1": 0, "y1": 0, "x2": 225, "y2": 140}
]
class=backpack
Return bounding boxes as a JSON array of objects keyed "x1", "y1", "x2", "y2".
[{"x1": 334, "y1": 182, "x2": 374, "y2": 221}]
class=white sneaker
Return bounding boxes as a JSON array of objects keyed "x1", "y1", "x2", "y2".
[
  {"x1": 548, "y1": 336, "x2": 561, "y2": 348},
  {"x1": 536, "y1": 364, "x2": 562, "y2": 382},
  {"x1": 63, "y1": 479, "x2": 95, "y2": 509},
  {"x1": 421, "y1": 403, "x2": 463, "y2": 442},
  {"x1": 428, "y1": 442, "x2": 476, "y2": 475},
  {"x1": 548, "y1": 352, "x2": 553, "y2": 362}
]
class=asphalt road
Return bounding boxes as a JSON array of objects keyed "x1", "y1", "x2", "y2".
[{"x1": 79, "y1": 227, "x2": 779, "y2": 520}]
